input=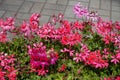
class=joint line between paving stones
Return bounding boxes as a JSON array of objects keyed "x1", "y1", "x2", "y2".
[
  {"x1": 14, "y1": 0, "x2": 25, "y2": 18},
  {"x1": 28, "y1": 2, "x2": 34, "y2": 13},
  {"x1": 99, "y1": 0, "x2": 101, "y2": 9},
  {"x1": 40, "y1": 1, "x2": 47, "y2": 13},
  {"x1": 110, "y1": 0, "x2": 112, "y2": 20},
  {"x1": 40, "y1": 0, "x2": 51, "y2": 22},
  {"x1": 63, "y1": 0, "x2": 69, "y2": 15}
]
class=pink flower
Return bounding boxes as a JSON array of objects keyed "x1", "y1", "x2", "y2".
[
  {"x1": 115, "y1": 76, "x2": 120, "y2": 80},
  {"x1": 37, "y1": 69, "x2": 48, "y2": 76},
  {"x1": 0, "y1": 52, "x2": 17, "y2": 80},
  {"x1": 30, "y1": 13, "x2": 40, "y2": 32},
  {"x1": 114, "y1": 21, "x2": 120, "y2": 30},
  {"x1": 74, "y1": 2, "x2": 100, "y2": 21},
  {"x1": 111, "y1": 56, "x2": 119, "y2": 64},
  {"x1": 61, "y1": 32, "x2": 81, "y2": 46},
  {"x1": 20, "y1": 21, "x2": 31, "y2": 37},
  {"x1": 7, "y1": 68, "x2": 17, "y2": 80},
  {"x1": 61, "y1": 48, "x2": 75, "y2": 56},
  {"x1": 0, "y1": 31, "x2": 7, "y2": 43},
  {"x1": 116, "y1": 50, "x2": 120, "y2": 60},
  {"x1": 73, "y1": 53, "x2": 81, "y2": 63},
  {"x1": 0, "y1": 17, "x2": 15, "y2": 31},
  {"x1": 73, "y1": 2, "x2": 89, "y2": 17},
  {"x1": 0, "y1": 69, "x2": 5, "y2": 80},
  {"x1": 73, "y1": 21, "x2": 85, "y2": 30}
]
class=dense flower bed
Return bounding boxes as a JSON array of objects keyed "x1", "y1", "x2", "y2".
[{"x1": 0, "y1": 2, "x2": 120, "y2": 80}]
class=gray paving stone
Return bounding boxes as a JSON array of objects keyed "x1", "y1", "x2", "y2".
[
  {"x1": 17, "y1": 13, "x2": 32, "y2": 20},
  {"x1": 41, "y1": 9, "x2": 64, "y2": 16},
  {"x1": 19, "y1": 2, "x2": 33, "y2": 13},
  {"x1": 0, "y1": 0, "x2": 2, "y2": 3},
  {"x1": 39, "y1": 15, "x2": 50, "y2": 25},
  {"x1": 26, "y1": 0, "x2": 47, "y2": 3},
  {"x1": 89, "y1": 8, "x2": 110, "y2": 16},
  {"x1": 15, "y1": 19, "x2": 24, "y2": 26},
  {"x1": 0, "y1": 10, "x2": 5, "y2": 18},
  {"x1": 111, "y1": 12, "x2": 120, "y2": 21},
  {"x1": 112, "y1": 0, "x2": 120, "y2": 7},
  {"x1": 64, "y1": 6, "x2": 75, "y2": 18},
  {"x1": 112, "y1": 6, "x2": 120, "y2": 12},
  {"x1": 2, "y1": 0, "x2": 24, "y2": 6},
  {"x1": 44, "y1": 3, "x2": 66, "y2": 11},
  {"x1": 46, "y1": 0, "x2": 57, "y2": 4},
  {"x1": 57, "y1": 0, "x2": 68, "y2": 5},
  {"x1": 90, "y1": 0, "x2": 100, "y2": 9},
  {"x1": 30, "y1": 3, "x2": 44, "y2": 13},
  {"x1": 3, "y1": 11, "x2": 17, "y2": 18},
  {"x1": 68, "y1": 1, "x2": 89, "y2": 8},
  {"x1": 100, "y1": 0, "x2": 111, "y2": 10},
  {"x1": 64, "y1": 17, "x2": 76, "y2": 22},
  {"x1": 0, "y1": 5, "x2": 20, "y2": 12},
  {"x1": 70, "y1": 0, "x2": 89, "y2": 2},
  {"x1": 101, "y1": 16, "x2": 110, "y2": 21}
]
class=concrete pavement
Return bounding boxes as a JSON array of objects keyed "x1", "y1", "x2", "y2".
[{"x1": 0, "y1": 0, "x2": 120, "y2": 26}]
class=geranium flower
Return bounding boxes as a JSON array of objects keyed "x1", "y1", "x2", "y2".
[
  {"x1": 73, "y1": 2, "x2": 89, "y2": 18},
  {"x1": 28, "y1": 43, "x2": 58, "y2": 76},
  {"x1": 0, "y1": 17, "x2": 15, "y2": 31},
  {"x1": 0, "y1": 31, "x2": 7, "y2": 43},
  {"x1": 29, "y1": 13, "x2": 40, "y2": 32},
  {"x1": 58, "y1": 64, "x2": 66, "y2": 72}
]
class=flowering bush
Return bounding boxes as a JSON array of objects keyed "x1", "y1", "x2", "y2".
[
  {"x1": 0, "y1": 52, "x2": 17, "y2": 80},
  {"x1": 0, "y1": 2, "x2": 120, "y2": 80}
]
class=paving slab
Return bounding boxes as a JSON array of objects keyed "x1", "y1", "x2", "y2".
[
  {"x1": 90, "y1": 0, "x2": 100, "y2": 9},
  {"x1": 19, "y1": 1, "x2": 33, "y2": 13},
  {"x1": 0, "y1": 0, "x2": 120, "y2": 26},
  {"x1": 57, "y1": 0, "x2": 68, "y2": 5},
  {"x1": 26, "y1": 0, "x2": 47, "y2": 3},
  {"x1": 0, "y1": 10, "x2": 5, "y2": 18},
  {"x1": 41, "y1": 9, "x2": 64, "y2": 16},
  {"x1": 3, "y1": 11, "x2": 17, "y2": 18},
  {"x1": 39, "y1": 15, "x2": 50, "y2": 25},
  {"x1": 17, "y1": 13, "x2": 32, "y2": 20},
  {"x1": 100, "y1": 0, "x2": 111, "y2": 10},
  {"x1": 30, "y1": 3, "x2": 44, "y2": 13},
  {"x1": 64, "y1": 6, "x2": 75, "y2": 18},
  {"x1": 2, "y1": 0, "x2": 24, "y2": 6},
  {"x1": 46, "y1": 0, "x2": 57, "y2": 4},
  {"x1": 0, "y1": 5, "x2": 20, "y2": 12},
  {"x1": 44, "y1": 3, "x2": 66, "y2": 11}
]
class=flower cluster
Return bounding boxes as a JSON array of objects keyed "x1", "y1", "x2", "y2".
[
  {"x1": 20, "y1": 13, "x2": 40, "y2": 38},
  {"x1": 73, "y1": 2, "x2": 100, "y2": 21},
  {"x1": 0, "y1": 17, "x2": 15, "y2": 42},
  {"x1": 111, "y1": 50, "x2": 120, "y2": 64},
  {"x1": 61, "y1": 48, "x2": 75, "y2": 56},
  {"x1": 28, "y1": 42, "x2": 58, "y2": 76},
  {"x1": 73, "y1": 44, "x2": 108, "y2": 69},
  {"x1": 101, "y1": 75, "x2": 120, "y2": 80},
  {"x1": 0, "y1": 52, "x2": 17, "y2": 80},
  {"x1": 37, "y1": 15, "x2": 82, "y2": 46}
]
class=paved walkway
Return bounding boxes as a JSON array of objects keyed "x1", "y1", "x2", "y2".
[{"x1": 0, "y1": 0, "x2": 120, "y2": 26}]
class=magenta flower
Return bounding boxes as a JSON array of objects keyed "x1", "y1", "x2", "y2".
[{"x1": 28, "y1": 43, "x2": 58, "y2": 76}]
